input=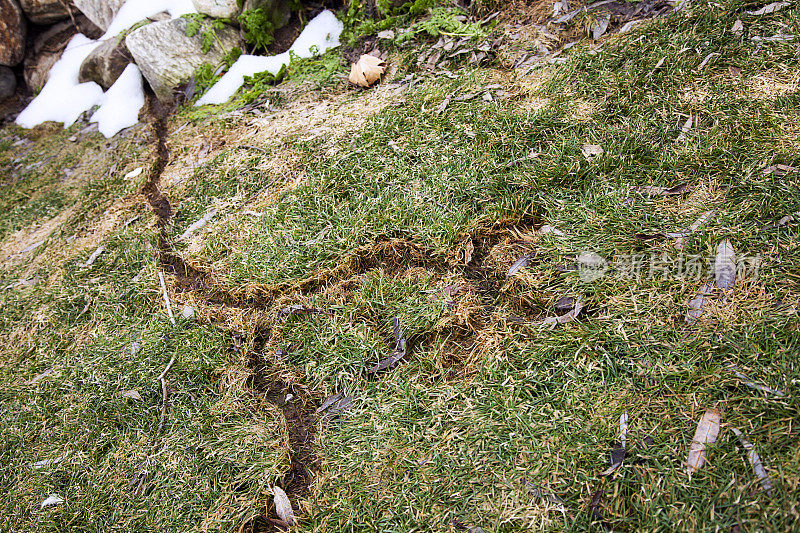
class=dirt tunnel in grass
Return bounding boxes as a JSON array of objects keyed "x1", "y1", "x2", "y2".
[{"x1": 138, "y1": 89, "x2": 558, "y2": 529}]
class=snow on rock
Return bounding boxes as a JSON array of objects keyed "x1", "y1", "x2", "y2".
[
  {"x1": 16, "y1": 34, "x2": 103, "y2": 129},
  {"x1": 90, "y1": 63, "x2": 145, "y2": 138},
  {"x1": 102, "y1": 0, "x2": 197, "y2": 39},
  {"x1": 196, "y1": 10, "x2": 343, "y2": 106}
]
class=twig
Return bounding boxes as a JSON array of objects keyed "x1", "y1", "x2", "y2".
[
  {"x1": 156, "y1": 355, "x2": 176, "y2": 382},
  {"x1": 158, "y1": 271, "x2": 176, "y2": 325},
  {"x1": 154, "y1": 376, "x2": 169, "y2": 442}
]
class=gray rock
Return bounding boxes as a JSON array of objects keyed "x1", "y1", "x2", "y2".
[
  {"x1": 192, "y1": 0, "x2": 240, "y2": 18},
  {"x1": 73, "y1": 0, "x2": 126, "y2": 31},
  {"x1": 23, "y1": 16, "x2": 99, "y2": 92},
  {"x1": 243, "y1": 0, "x2": 291, "y2": 30},
  {"x1": 0, "y1": 66, "x2": 16, "y2": 101},
  {"x1": 19, "y1": 0, "x2": 73, "y2": 24},
  {"x1": 126, "y1": 17, "x2": 243, "y2": 102},
  {"x1": 78, "y1": 36, "x2": 131, "y2": 89},
  {"x1": 0, "y1": 0, "x2": 26, "y2": 67}
]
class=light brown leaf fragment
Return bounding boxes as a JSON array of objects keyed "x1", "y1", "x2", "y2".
[
  {"x1": 675, "y1": 115, "x2": 693, "y2": 143},
  {"x1": 731, "y1": 19, "x2": 743, "y2": 34},
  {"x1": 273, "y1": 486, "x2": 295, "y2": 526},
  {"x1": 690, "y1": 210, "x2": 715, "y2": 232},
  {"x1": 762, "y1": 164, "x2": 799, "y2": 176},
  {"x1": 647, "y1": 57, "x2": 665, "y2": 78},
  {"x1": 543, "y1": 298, "x2": 583, "y2": 328},
  {"x1": 728, "y1": 366, "x2": 786, "y2": 397},
  {"x1": 464, "y1": 239, "x2": 474, "y2": 265},
  {"x1": 715, "y1": 239, "x2": 736, "y2": 290},
  {"x1": 747, "y1": 1, "x2": 790, "y2": 16},
  {"x1": 592, "y1": 13, "x2": 611, "y2": 39},
  {"x1": 687, "y1": 408, "x2": 721, "y2": 476},
  {"x1": 507, "y1": 252, "x2": 536, "y2": 278},
  {"x1": 686, "y1": 282, "x2": 713, "y2": 324},
  {"x1": 731, "y1": 428, "x2": 773, "y2": 494},
  {"x1": 537, "y1": 224, "x2": 565, "y2": 236},
  {"x1": 631, "y1": 183, "x2": 691, "y2": 196},
  {"x1": 436, "y1": 93, "x2": 452, "y2": 115},
  {"x1": 581, "y1": 144, "x2": 603, "y2": 159},
  {"x1": 26, "y1": 368, "x2": 55, "y2": 385},
  {"x1": 120, "y1": 390, "x2": 142, "y2": 401},
  {"x1": 349, "y1": 55, "x2": 386, "y2": 88}
]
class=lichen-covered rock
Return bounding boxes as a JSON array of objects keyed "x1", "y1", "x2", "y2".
[
  {"x1": 0, "y1": 66, "x2": 17, "y2": 101},
  {"x1": 192, "y1": 0, "x2": 240, "y2": 18},
  {"x1": 78, "y1": 36, "x2": 132, "y2": 90},
  {"x1": 19, "y1": 0, "x2": 73, "y2": 24},
  {"x1": 126, "y1": 17, "x2": 243, "y2": 102},
  {"x1": 23, "y1": 16, "x2": 100, "y2": 92},
  {"x1": 243, "y1": 0, "x2": 291, "y2": 29},
  {"x1": 73, "y1": 0, "x2": 126, "y2": 31},
  {"x1": 0, "y1": 0, "x2": 26, "y2": 67}
]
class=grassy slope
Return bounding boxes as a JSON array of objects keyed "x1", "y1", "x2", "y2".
[{"x1": 1, "y1": 0, "x2": 799, "y2": 531}]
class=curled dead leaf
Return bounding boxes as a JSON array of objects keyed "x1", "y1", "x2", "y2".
[
  {"x1": 273, "y1": 486, "x2": 295, "y2": 526},
  {"x1": 349, "y1": 55, "x2": 387, "y2": 88},
  {"x1": 687, "y1": 408, "x2": 721, "y2": 476}
]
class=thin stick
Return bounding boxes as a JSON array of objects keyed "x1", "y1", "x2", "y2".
[
  {"x1": 156, "y1": 355, "x2": 176, "y2": 382},
  {"x1": 158, "y1": 271, "x2": 176, "y2": 325},
  {"x1": 154, "y1": 377, "x2": 169, "y2": 442}
]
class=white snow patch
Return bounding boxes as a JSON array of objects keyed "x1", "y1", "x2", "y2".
[
  {"x1": 197, "y1": 10, "x2": 343, "y2": 106},
  {"x1": 90, "y1": 64, "x2": 146, "y2": 138},
  {"x1": 15, "y1": 35, "x2": 103, "y2": 130},
  {"x1": 102, "y1": 0, "x2": 197, "y2": 39}
]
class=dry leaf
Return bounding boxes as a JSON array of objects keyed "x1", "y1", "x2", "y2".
[
  {"x1": 675, "y1": 115, "x2": 693, "y2": 143},
  {"x1": 686, "y1": 282, "x2": 713, "y2": 324},
  {"x1": 507, "y1": 252, "x2": 536, "y2": 278},
  {"x1": 747, "y1": 1, "x2": 790, "y2": 15},
  {"x1": 349, "y1": 55, "x2": 386, "y2": 88},
  {"x1": 273, "y1": 486, "x2": 295, "y2": 526},
  {"x1": 592, "y1": 13, "x2": 611, "y2": 39},
  {"x1": 537, "y1": 224, "x2": 565, "y2": 236},
  {"x1": 731, "y1": 19, "x2": 743, "y2": 34},
  {"x1": 731, "y1": 428, "x2": 773, "y2": 495},
  {"x1": 687, "y1": 408, "x2": 721, "y2": 476},
  {"x1": 28, "y1": 455, "x2": 65, "y2": 469},
  {"x1": 728, "y1": 365, "x2": 786, "y2": 397},
  {"x1": 124, "y1": 167, "x2": 143, "y2": 180},
  {"x1": 762, "y1": 164, "x2": 798, "y2": 176},
  {"x1": 436, "y1": 93, "x2": 453, "y2": 115},
  {"x1": 543, "y1": 298, "x2": 584, "y2": 328},
  {"x1": 368, "y1": 318, "x2": 407, "y2": 375},
  {"x1": 120, "y1": 390, "x2": 142, "y2": 401},
  {"x1": 464, "y1": 239, "x2": 474, "y2": 265},
  {"x1": 41, "y1": 494, "x2": 64, "y2": 509},
  {"x1": 581, "y1": 144, "x2": 603, "y2": 159},
  {"x1": 715, "y1": 239, "x2": 736, "y2": 290}
]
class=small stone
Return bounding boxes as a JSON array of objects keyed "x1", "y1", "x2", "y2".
[{"x1": 181, "y1": 305, "x2": 195, "y2": 319}]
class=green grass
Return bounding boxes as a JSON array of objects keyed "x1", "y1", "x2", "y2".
[{"x1": 1, "y1": 0, "x2": 799, "y2": 531}]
